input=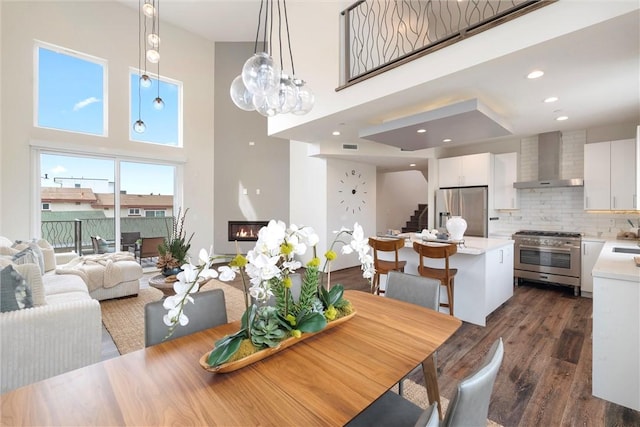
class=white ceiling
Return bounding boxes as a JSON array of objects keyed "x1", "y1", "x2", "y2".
[{"x1": 118, "y1": 1, "x2": 640, "y2": 172}]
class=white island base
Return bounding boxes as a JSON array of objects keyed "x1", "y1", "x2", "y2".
[{"x1": 379, "y1": 235, "x2": 514, "y2": 326}]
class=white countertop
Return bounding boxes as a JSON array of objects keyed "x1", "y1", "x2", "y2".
[
  {"x1": 592, "y1": 240, "x2": 640, "y2": 282},
  {"x1": 394, "y1": 233, "x2": 513, "y2": 255}
]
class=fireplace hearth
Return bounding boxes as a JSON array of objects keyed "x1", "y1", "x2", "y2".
[{"x1": 228, "y1": 221, "x2": 268, "y2": 242}]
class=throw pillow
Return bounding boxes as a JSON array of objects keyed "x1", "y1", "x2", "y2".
[
  {"x1": 12, "y1": 242, "x2": 45, "y2": 275},
  {"x1": 37, "y1": 239, "x2": 56, "y2": 272},
  {"x1": 0, "y1": 265, "x2": 34, "y2": 312},
  {"x1": 14, "y1": 263, "x2": 46, "y2": 306}
]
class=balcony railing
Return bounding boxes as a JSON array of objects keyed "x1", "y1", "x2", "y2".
[
  {"x1": 42, "y1": 217, "x2": 173, "y2": 255},
  {"x1": 339, "y1": 0, "x2": 551, "y2": 88}
]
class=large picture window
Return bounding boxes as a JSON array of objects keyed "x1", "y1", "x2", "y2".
[
  {"x1": 35, "y1": 42, "x2": 107, "y2": 136},
  {"x1": 130, "y1": 70, "x2": 182, "y2": 146}
]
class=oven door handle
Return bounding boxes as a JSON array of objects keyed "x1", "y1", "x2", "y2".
[{"x1": 518, "y1": 244, "x2": 578, "y2": 252}]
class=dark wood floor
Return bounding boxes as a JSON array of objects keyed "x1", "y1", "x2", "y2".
[
  {"x1": 294, "y1": 267, "x2": 640, "y2": 426},
  {"x1": 103, "y1": 266, "x2": 640, "y2": 426}
]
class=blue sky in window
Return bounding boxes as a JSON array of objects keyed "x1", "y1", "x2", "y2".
[
  {"x1": 41, "y1": 153, "x2": 174, "y2": 196},
  {"x1": 38, "y1": 47, "x2": 104, "y2": 135},
  {"x1": 130, "y1": 74, "x2": 180, "y2": 145}
]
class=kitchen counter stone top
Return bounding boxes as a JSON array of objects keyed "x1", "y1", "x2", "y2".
[
  {"x1": 592, "y1": 239, "x2": 640, "y2": 282},
  {"x1": 395, "y1": 233, "x2": 513, "y2": 255}
]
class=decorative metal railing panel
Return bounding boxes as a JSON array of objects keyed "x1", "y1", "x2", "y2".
[
  {"x1": 42, "y1": 217, "x2": 173, "y2": 254},
  {"x1": 340, "y1": 0, "x2": 548, "y2": 86}
]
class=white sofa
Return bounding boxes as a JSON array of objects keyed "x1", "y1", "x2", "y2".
[{"x1": 0, "y1": 257, "x2": 102, "y2": 393}]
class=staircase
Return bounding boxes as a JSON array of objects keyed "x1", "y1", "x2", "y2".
[{"x1": 401, "y1": 204, "x2": 428, "y2": 233}]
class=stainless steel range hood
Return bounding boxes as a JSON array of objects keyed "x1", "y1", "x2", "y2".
[{"x1": 513, "y1": 131, "x2": 584, "y2": 189}]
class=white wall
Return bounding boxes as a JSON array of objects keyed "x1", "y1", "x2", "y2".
[
  {"x1": 377, "y1": 170, "x2": 428, "y2": 233},
  {"x1": 0, "y1": 1, "x2": 215, "y2": 254}
]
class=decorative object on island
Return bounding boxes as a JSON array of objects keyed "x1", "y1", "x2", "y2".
[
  {"x1": 156, "y1": 208, "x2": 193, "y2": 276},
  {"x1": 230, "y1": 0, "x2": 314, "y2": 116},
  {"x1": 161, "y1": 220, "x2": 375, "y2": 372},
  {"x1": 133, "y1": 0, "x2": 164, "y2": 134},
  {"x1": 446, "y1": 216, "x2": 467, "y2": 241}
]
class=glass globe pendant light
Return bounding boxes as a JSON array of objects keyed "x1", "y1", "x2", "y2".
[
  {"x1": 147, "y1": 33, "x2": 160, "y2": 49},
  {"x1": 292, "y1": 79, "x2": 314, "y2": 115},
  {"x1": 275, "y1": 74, "x2": 297, "y2": 114},
  {"x1": 133, "y1": 119, "x2": 146, "y2": 133},
  {"x1": 140, "y1": 74, "x2": 152, "y2": 88},
  {"x1": 230, "y1": 75, "x2": 256, "y2": 111},
  {"x1": 146, "y1": 49, "x2": 160, "y2": 64},
  {"x1": 153, "y1": 97, "x2": 164, "y2": 110},
  {"x1": 230, "y1": 0, "x2": 313, "y2": 116},
  {"x1": 142, "y1": 1, "x2": 155, "y2": 18},
  {"x1": 242, "y1": 52, "x2": 280, "y2": 96}
]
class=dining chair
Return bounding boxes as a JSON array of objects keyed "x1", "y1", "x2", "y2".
[
  {"x1": 386, "y1": 270, "x2": 440, "y2": 397},
  {"x1": 120, "y1": 231, "x2": 141, "y2": 253},
  {"x1": 368, "y1": 237, "x2": 407, "y2": 295},
  {"x1": 144, "y1": 289, "x2": 228, "y2": 347},
  {"x1": 137, "y1": 236, "x2": 165, "y2": 264},
  {"x1": 345, "y1": 396, "x2": 438, "y2": 427},
  {"x1": 413, "y1": 241, "x2": 458, "y2": 316},
  {"x1": 347, "y1": 337, "x2": 504, "y2": 427}
]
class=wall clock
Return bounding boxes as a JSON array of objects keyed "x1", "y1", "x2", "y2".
[{"x1": 338, "y1": 169, "x2": 367, "y2": 214}]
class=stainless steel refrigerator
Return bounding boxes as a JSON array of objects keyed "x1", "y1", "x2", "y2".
[{"x1": 435, "y1": 186, "x2": 488, "y2": 237}]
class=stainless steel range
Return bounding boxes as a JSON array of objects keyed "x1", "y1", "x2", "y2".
[{"x1": 512, "y1": 230, "x2": 582, "y2": 295}]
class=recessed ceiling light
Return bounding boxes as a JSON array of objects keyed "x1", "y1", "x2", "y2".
[
  {"x1": 410, "y1": 163, "x2": 416, "y2": 167},
  {"x1": 527, "y1": 70, "x2": 544, "y2": 79},
  {"x1": 443, "y1": 138, "x2": 452, "y2": 143},
  {"x1": 556, "y1": 116, "x2": 569, "y2": 121},
  {"x1": 417, "y1": 129, "x2": 426, "y2": 134},
  {"x1": 544, "y1": 96, "x2": 558, "y2": 103},
  {"x1": 249, "y1": 141, "x2": 255, "y2": 146},
  {"x1": 332, "y1": 131, "x2": 340, "y2": 136}
]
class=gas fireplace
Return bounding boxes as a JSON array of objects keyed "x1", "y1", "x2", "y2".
[{"x1": 228, "y1": 221, "x2": 268, "y2": 242}]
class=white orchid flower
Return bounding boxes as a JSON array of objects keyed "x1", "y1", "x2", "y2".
[
  {"x1": 257, "y1": 220, "x2": 286, "y2": 252},
  {"x1": 217, "y1": 265, "x2": 236, "y2": 281},
  {"x1": 249, "y1": 282, "x2": 273, "y2": 303},
  {"x1": 174, "y1": 280, "x2": 200, "y2": 295}
]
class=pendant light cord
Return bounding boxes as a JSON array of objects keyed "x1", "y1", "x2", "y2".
[
  {"x1": 283, "y1": 0, "x2": 295, "y2": 76},
  {"x1": 137, "y1": 0, "x2": 142, "y2": 121},
  {"x1": 253, "y1": 0, "x2": 264, "y2": 54},
  {"x1": 156, "y1": 0, "x2": 160, "y2": 100}
]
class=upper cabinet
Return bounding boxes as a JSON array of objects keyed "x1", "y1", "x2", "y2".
[
  {"x1": 584, "y1": 139, "x2": 637, "y2": 210},
  {"x1": 438, "y1": 153, "x2": 492, "y2": 188},
  {"x1": 493, "y1": 152, "x2": 519, "y2": 209}
]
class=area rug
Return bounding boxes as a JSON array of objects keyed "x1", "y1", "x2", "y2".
[
  {"x1": 100, "y1": 279, "x2": 246, "y2": 355},
  {"x1": 398, "y1": 380, "x2": 502, "y2": 427}
]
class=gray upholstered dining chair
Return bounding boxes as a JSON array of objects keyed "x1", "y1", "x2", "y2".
[
  {"x1": 347, "y1": 337, "x2": 504, "y2": 427},
  {"x1": 144, "y1": 289, "x2": 228, "y2": 347},
  {"x1": 386, "y1": 271, "x2": 440, "y2": 396},
  {"x1": 345, "y1": 397, "x2": 438, "y2": 427}
]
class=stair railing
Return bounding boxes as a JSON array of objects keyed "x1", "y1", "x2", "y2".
[{"x1": 417, "y1": 205, "x2": 428, "y2": 231}]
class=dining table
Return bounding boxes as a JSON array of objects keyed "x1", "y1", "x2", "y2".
[{"x1": 0, "y1": 290, "x2": 462, "y2": 426}]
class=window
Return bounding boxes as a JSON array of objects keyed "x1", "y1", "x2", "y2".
[
  {"x1": 42, "y1": 203, "x2": 50, "y2": 211},
  {"x1": 130, "y1": 69, "x2": 182, "y2": 146},
  {"x1": 145, "y1": 210, "x2": 166, "y2": 218},
  {"x1": 129, "y1": 208, "x2": 141, "y2": 216},
  {"x1": 35, "y1": 42, "x2": 107, "y2": 136}
]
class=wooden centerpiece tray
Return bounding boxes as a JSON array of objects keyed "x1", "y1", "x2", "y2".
[{"x1": 199, "y1": 310, "x2": 356, "y2": 373}]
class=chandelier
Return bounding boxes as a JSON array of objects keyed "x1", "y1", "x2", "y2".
[
  {"x1": 133, "y1": 0, "x2": 164, "y2": 134},
  {"x1": 230, "y1": 0, "x2": 314, "y2": 116}
]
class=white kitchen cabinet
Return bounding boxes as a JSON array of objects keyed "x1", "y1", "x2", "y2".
[
  {"x1": 584, "y1": 139, "x2": 637, "y2": 210},
  {"x1": 438, "y1": 153, "x2": 492, "y2": 188},
  {"x1": 580, "y1": 239, "x2": 605, "y2": 296},
  {"x1": 493, "y1": 152, "x2": 519, "y2": 209}
]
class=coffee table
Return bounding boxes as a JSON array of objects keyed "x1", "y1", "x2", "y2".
[{"x1": 148, "y1": 274, "x2": 177, "y2": 297}]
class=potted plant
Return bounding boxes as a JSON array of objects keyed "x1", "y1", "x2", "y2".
[{"x1": 157, "y1": 208, "x2": 194, "y2": 276}]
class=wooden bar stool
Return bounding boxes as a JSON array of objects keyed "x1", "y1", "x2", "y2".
[
  {"x1": 413, "y1": 241, "x2": 458, "y2": 316},
  {"x1": 368, "y1": 237, "x2": 407, "y2": 295}
]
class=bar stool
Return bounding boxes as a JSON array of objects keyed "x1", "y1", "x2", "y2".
[
  {"x1": 368, "y1": 237, "x2": 407, "y2": 295},
  {"x1": 413, "y1": 241, "x2": 458, "y2": 316}
]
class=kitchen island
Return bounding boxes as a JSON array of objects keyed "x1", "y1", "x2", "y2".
[
  {"x1": 377, "y1": 234, "x2": 514, "y2": 326},
  {"x1": 591, "y1": 239, "x2": 640, "y2": 411}
]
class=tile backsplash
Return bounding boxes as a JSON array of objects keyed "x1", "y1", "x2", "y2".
[{"x1": 492, "y1": 130, "x2": 639, "y2": 239}]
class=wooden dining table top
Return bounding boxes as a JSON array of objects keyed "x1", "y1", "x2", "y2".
[{"x1": 0, "y1": 290, "x2": 462, "y2": 426}]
